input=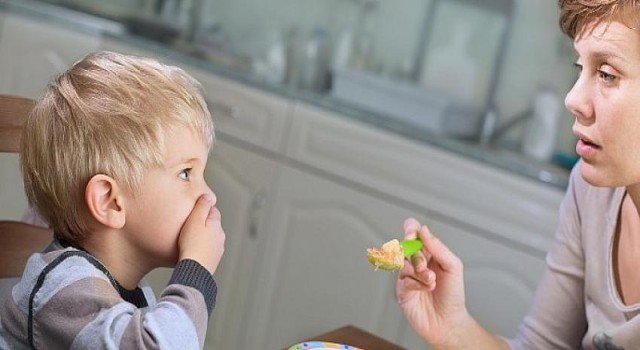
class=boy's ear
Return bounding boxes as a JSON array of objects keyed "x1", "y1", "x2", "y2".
[{"x1": 85, "y1": 174, "x2": 126, "y2": 229}]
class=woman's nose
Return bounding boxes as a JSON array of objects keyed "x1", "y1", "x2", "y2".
[{"x1": 564, "y1": 77, "x2": 593, "y2": 123}]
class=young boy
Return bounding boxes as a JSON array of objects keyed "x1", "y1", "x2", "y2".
[{"x1": 0, "y1": 51, "x2": 225, "y2": 349}]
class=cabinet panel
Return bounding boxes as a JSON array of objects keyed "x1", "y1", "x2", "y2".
[
  {"x1": 189, "y1": 68, "x2": 293, "y2": 153},
  {"x1": 287, "y1": 102, "x2": 564, "y2": 256},
  {"x1": 0, "y1": 13, "x2": 100, "y2": 98},
  {"x1": 243, "y1": 165, "x2": 411, "y2": 350}
]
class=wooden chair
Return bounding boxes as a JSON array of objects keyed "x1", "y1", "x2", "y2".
[{"x1": 0, "y1": 94, "x2": 53, "y2": 279}]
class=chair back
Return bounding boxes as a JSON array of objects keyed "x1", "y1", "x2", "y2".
[
  {"x1": 0, "y1": 221, "x2": 52, "y2": 278},
  {"x1": 0, "y1": 94, "x2": 35, "y2": 153},
  {"x1": 0, "y1": 94, "x2": 52, "y2": 278}
]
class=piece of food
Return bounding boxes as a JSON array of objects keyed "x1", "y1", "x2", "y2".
[{"x1": 366, "y1": 239, "x2": 405, "y2": 271}]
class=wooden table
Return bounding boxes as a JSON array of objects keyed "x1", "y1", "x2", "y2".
[{"x1": 286, "y1": 325, "x2": 406, "y2": 350}]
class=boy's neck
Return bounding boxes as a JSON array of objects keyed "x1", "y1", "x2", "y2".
[{"x1": 81, "y1": 228, "x2": 151, "y2": 290}]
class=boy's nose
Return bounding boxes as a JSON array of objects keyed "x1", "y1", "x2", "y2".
[{"x1": 202, "y1": 185, "x2": 216, "y2": 206}]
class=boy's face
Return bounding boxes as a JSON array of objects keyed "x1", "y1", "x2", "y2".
[{"x1": 123, "y1": 125, "x2": 213, "y2": 268}]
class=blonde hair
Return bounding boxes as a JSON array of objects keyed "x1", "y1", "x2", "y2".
[
  {"x1": 559, "y1": 0, "x2": 640, "y2": 39},
  {"x1": 21, "y1": 51, "x2": 214, "y2": 243}
]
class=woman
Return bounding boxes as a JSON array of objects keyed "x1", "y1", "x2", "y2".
[{"x1": 397, "y1": 1, "x2": 640, "y2": 349}]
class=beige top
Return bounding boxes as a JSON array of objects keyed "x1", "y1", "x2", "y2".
[{"x1": 508, "y1": 163, "x2": 640, "y2": 349}]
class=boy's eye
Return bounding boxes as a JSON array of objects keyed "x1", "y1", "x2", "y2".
[{"x1": 179, "y1": 168, "x2": 192, "y2": 181}]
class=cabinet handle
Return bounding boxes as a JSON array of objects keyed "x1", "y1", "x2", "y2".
[
  {"x1": 206, "y1": 99, "x2": 239, "y2": 119},
  {"x1": 249, "y1": 190, "x2": 267, "y2": 239}
]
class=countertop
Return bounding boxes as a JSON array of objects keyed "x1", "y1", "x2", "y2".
[{"x1": 0, "y1": 0, "x2": 571, "y2": 189}]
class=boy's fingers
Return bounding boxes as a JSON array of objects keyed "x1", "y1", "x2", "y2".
[
  {"x1": 207, "y1": 206, "x2": 221, "y2": 226},
  {"x1": 188, "y1": 194, "x2": 214, "y2": 224}
]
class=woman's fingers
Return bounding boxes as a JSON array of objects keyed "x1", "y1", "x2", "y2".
[
  {"x1": 418, "y1": 225, "x2": 462, "y2": 274},
  {"x1": 400, "y1": 218, "x2": 444, "y2": 291},
  {"x1": 403, "y1": 217, "x2": 421, "y2": 240}
]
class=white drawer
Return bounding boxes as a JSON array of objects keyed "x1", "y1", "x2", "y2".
[
  {"x1": 186, "y1": 67, "x2": 292, "y2": 153},
  {"x1": 286, "y1": 102, "x2": 565, "y2": 256}
]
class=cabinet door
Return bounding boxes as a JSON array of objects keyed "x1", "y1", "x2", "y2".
[
  {"x1": 287, "y1": 103, "x2": 564, "y2": 256},
  {"x1": 243, "y1": 165, "x2": 412, "y2": 350},
  {"x1": 145, "y1": 140, "x2": 280, "y2": 350},
  {"x1": 188, "y1": 67, "x2": 293, "y2": 153},
  {"x1": 0, "y1": 13, "x2": 100, "y2": 98}
]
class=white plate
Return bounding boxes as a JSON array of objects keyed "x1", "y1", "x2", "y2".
[{"x1": 288, "y1": 341, "x2": 362, "y2": 350}]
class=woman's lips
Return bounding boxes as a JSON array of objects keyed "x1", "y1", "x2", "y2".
[{"x1": 576, "y1": 138, "x2": 601, "y2": 157}]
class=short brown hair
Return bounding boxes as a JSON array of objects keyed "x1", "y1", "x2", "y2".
[
  {"x1": 559, "y1": 0, "x2": 640, "y2": 39},
  {"x1": 21, "y1": 51, "x2": 214, "y2": 243}
]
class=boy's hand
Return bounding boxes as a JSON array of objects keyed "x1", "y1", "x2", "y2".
[{"x1": 178, "y1": 194, "x2": 225, "y2": 274}]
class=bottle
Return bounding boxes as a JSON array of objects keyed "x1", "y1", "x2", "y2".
[
  {"x1": 263, "y1": 30, "x2": 287, "y2": 84},
  {"x1": 299, "y1": 28, "x2": 330, "y2": 91},
  {"x1": 521, "y1": 88, "x2": 562, "y2": 162},
  {"x1": 332, "y1": 29, "x2": 353, "y2": 72}
]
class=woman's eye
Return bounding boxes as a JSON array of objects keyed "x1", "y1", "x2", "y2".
[
  {"x1": 179, "y1": 168, "x2": 192, "y2": 181},
  {"x1": 598, "y1": 70, "x2": 616, "y2": 83}
]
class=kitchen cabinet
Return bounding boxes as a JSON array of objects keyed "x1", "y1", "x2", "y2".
[
  {"x1": 187, "y1": 67, "x2": 292, "y2": 154},
  {"x1": 285, "y1": 103, "x2": 564, "y2": 257},
  {"x1": 242, "y1": 163, "x2": 412, "y2": 350},
  {"x1": 203, "y1": 141, "x2": 281, "y2": 350},
  {"x1": 280, "y1": 102, "x2": 564, "y2": 347},
  {"x1": 0, "y1": 12, "x2": 100, "y2": 98}
]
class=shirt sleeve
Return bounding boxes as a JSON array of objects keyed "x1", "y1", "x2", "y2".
[{"x1": 506, "y1": 164, "x2": 587, "y2": 349}]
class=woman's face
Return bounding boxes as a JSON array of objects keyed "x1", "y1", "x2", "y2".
[{"x1": 565, "y1": 20, "x2": 640, "y2": 187}]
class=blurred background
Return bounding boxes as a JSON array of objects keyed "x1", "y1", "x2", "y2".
[
  {"x1": 0, "y1": 0, "x2": 577, "y2": 349},
  {"x1": 33, "y1": 0, "x2": 578, "y2": 163}
]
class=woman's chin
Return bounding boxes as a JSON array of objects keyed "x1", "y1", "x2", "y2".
[{"x1": 579, "y1": 162, "x2": 627, "y2": 188}]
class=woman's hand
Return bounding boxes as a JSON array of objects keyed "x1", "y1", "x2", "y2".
[{"x1": 396, "y1": 218, "x2": 470, "y2": 348}]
